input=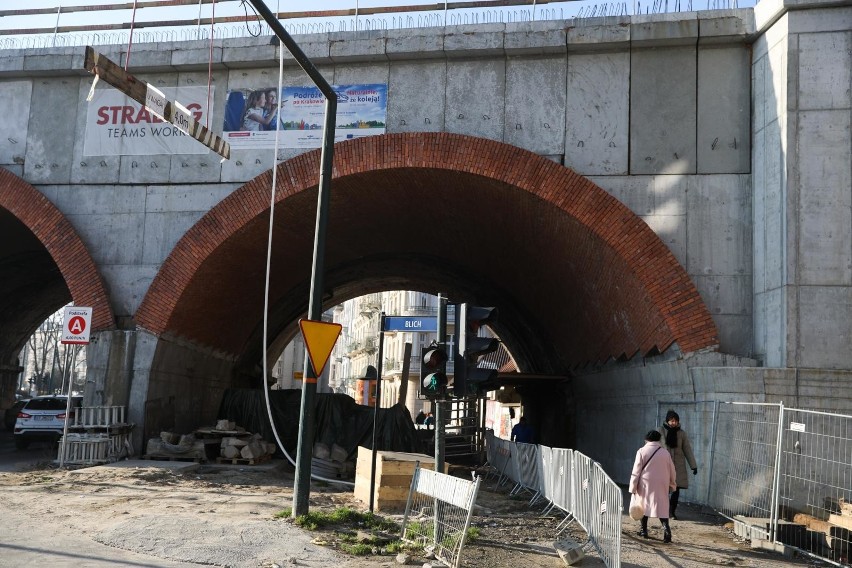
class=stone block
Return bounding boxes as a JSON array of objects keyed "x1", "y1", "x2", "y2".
[
  {"x1": 386, "y1": 29, "x2": 444, "y2": 60},
  {"x1": 797, "y1": 32, "x2": 851, "y2": 110},
  {"x1": 445, "y1": 59, "x2": 505, "y2": 141},
  {"x1": 0, "y1": 80, "x2": 32, "y2": 167},
  {"x1": 443, "y1": 25, "x2": 505, "y2": 58},
  {"x1": 388, "y1": 61, "x2": 446, "y2": 133},
  {"x1": 504, "y1": 56, "x2": 566, "y2": 156}
]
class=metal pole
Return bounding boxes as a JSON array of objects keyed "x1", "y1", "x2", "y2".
[
  {"x1": 58, "y1": 348, "x2": 73, "y2": 468},
  {"x1": 369, "y1": 313, "x2": 386, "y2": 512},
  {"x1": 769, "y1": 402, "x2": 785, "y2": 543},
  {"x1": 707, "y1": 400, "x2": 720, "y2": 505},
  {"x1": 434, "y1": 295, "x2": 447, "y2": 473},
  {"x1": 246, "y1": 0, "x2": 337, "y2": 518}
]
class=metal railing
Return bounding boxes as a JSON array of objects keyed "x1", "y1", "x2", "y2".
[
  {"x1": 483, "y1": 432, "x2": 622, "y2": 568},
  {"x1": 710, "y1": 402, "x2": 852, "y2": 567},
  {"x1": 401, "y1": 465, "x2": 481, "y2": 568},
  {"x1": 0, "y1": 0, "x2": 744, "y2": 50}
]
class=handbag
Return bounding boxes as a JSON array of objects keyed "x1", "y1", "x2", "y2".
[
  {"x1": 629, "y1": 492, "x2": 646, "y2": 521},
  {"x1": 628, "y1": 446, "x2": 662, "y2": 520}
]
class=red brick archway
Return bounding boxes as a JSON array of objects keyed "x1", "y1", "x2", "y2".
[
  {"x1": 136, "y1": 133, "x2": 717, "y2": 369},
  {"x1": 0, "y1": 168, "x2": 115, "y2": 331}
]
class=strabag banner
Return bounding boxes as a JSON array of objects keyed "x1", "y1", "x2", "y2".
[
  {"x1": 223, "y1": 84, "x2": 387, "y2": 149},
  {"x1": 84, "y1": 86, "x2": 213, "y2": 156}
]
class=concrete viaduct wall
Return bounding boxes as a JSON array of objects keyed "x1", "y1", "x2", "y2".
[{"x1": 0, "y1": 0, "x2": 849, "y2": 474}]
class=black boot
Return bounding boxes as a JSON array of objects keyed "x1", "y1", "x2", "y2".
[
  {"x1": 670, "y1": 488, "x2": 680, "y2": 520},
  {"x1": 637, "y1": 516, "x2": 649, "y2": 538},
  {"x1": 662, "y1": 519, "x2": 672, "y2": 543}
]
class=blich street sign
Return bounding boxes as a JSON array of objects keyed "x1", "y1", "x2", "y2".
[
  {"x1": 383, "y1": 316, "x2": 437, "y2": 333},
  {"x1": 61, "y1": 306, "x2": 93, "y2": 345}
]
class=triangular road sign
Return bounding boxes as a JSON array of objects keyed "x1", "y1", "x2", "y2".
[{"x1": 299, "y1": 319, "x2": 342, "y2": 378}]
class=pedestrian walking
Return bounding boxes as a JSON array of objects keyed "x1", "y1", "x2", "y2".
[
  {"x1": 659, "y1": 410, "x2": 698, "y2": 520},
  {"x1": 629, "y1": 430, "x2": 676, "y2": 543}
]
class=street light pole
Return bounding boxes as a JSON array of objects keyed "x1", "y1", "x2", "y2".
[{"x1": 246, "y1": 0, "x2": 338, "y2": 517}]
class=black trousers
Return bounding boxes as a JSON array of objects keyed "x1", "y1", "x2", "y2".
[{"x1": 670, "y1": 487, "x2": 682, "y2": 516}]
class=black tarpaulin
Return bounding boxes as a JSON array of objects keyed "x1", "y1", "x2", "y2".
[{"x1": 217, "y1": 388, "x2": 425, "y2": 461}]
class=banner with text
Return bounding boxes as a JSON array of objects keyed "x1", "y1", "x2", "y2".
[
  {"x1": 84, "y1": 86, "x2": 213, "y2": 156},
  {"x1": 223, "y1": 84, "x2": 387, "y2": 150}
]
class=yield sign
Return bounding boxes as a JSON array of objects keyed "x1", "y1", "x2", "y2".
[{"x1": 299, "y1": 319, "x2": 342, "y2": 378}]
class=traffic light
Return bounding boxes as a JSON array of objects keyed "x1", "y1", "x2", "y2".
[
  {"x1": 453, "y1": 304, "x2": 500, "y2": 397},
  {"x1": 419, "y1": 344, "x2": 448, "y2": 398}
]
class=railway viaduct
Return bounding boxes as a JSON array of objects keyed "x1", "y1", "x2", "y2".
[{"x1": 0, "y1": 0, "x2": 849, "y2": 483}]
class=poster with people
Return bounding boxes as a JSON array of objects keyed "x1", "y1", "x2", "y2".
[
  {"x1": 223, "y1": 84, "x2": 387, "y2": 149},
  {"x1": 83, "y1": 86, "x2": 213, "y2": 156}
]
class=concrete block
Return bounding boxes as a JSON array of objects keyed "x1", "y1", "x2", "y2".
[
  {"x1": 99, "y1": 263, "x2": 157, "y2": 318},
  {"x1": 788, "y1": 5, "x2": 852, "y2": 34},
  {"x1": 171, "y1": 46, "x2": 223, "y2": 70},
  {"x1": 565, "y1": 51, "x2": 629, "y2": 175},
  {"x1": 798, "y1": 287, "x2": 852, "y2": 370},
  {"x1": 758, "y1": 120, "x2": 785, "y2": 291},
  {"x1": 686, "y1": 175, "x2": 751, "y2": 277},
  {"x1": 51, "y1": 183, "x2": 145, "y2": 216},
  {"x1": 387, "y1": 61, "x2": 446, "y2": 133},
  {"x1": 223, "y1": 44, "x2": 285, "y2": 69},
  {"x1": 629, "y1": 47, "x2": 696, "y2": 175},
  {"x1": 566, "y1": 20, "x2": 630, "y2": 52},
  {"x1": 331, "y1": 63, "x2": 389, "y2": 86},
  {"x1": 797, "y1": 32, "x2": 851, "y2": 111},
  {"x1": 631, "y1": 18, "x2": 699, "y2": 47},
  {"x1": 765, "y1": 38, "x2": 788, "y2": 128},
  {"x1": 643, "y1": 213, "x2": 687, "y2": 267},
  {"x1": 118, "y1": 155, "x2": 174, "y2": 184},
  {"x1": 504, "y1": 56, "x2": 566, "y2": 155},
  {"x1": 24, "y1": 54, "x2": 76, "y2": 73},
  {"x1": 698, "y1": 12, "x2": 753, "y2": 44},
  {"x1": 119, "y1": 48, "x2": 175, "y2": 73},
  {"x1": 705, "y1": 310, "x2": 752, "y2": 356},
  {"x1": 445, "y1": 59, "x2": 505, "y2": 141},
  {"x1": 220, "y1": 147, "x2": 278, "y2": 183},
  {"x1": 167, "y1": 154, "x2": 224, "y2": 184},
  {"x1": 141, "y1": 211, "x2": 204, "y2": 265},
  {"x1": 697, "y1": 46, "x2": 751, "y2": 174},
  {"x1": 0, "y1": 80, "x2": 32, "y2": 166},
  {"x1": 503, "y1": 21, "x2": 567, "y2": 55},
  {"x1": 443, "y1": 24, "x2": 505, "y2": 58},
  {"x1": 690, "y1": 274, "x2": 752, "y2": 317},
  {"x1": 752, "y1": 54, "x2": 767, "y2": 133},
  {"x1": 278, "y1": 35, "x2": 332, "y2": 67},
  {"x1": 0, "y1": 53, "x2": 24, "y2": 73},
  {"x1": 588, "y1": 175, "x2": 655, "y2": 216},
  {"x1": 71, "y1": 212, "x2": 145, "y2": 264},
  {"x1": 23, "y1": 78, "x2": 78, "y2": 184},
  {"x1": 329, "y1": 30, "x2": 388, "y2": 63},
  {"x1": 797, "y1": 110, "x2": 852, "y2": 286},
  {"x1": 145, "y1": 183, "x2": 234, "y2": 214},
  {"x1": 386, "y1": 28, "x2": 444, "y2": 60}
]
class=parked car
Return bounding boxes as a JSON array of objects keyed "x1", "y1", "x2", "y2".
[
  {"x1": 13, "y1": 395, "x2": 82, "y2": 449},
  {"x1": 4, "y1": 399, "x2": 29, "y2": 431}
]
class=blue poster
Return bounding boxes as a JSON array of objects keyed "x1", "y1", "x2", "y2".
[{"x1": 223, "y1": 83, "x2": 387, "y2": 150}]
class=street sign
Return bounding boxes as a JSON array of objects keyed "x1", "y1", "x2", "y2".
[
  {"x1": 383, "y1": 316, "x2": 437, "y2": 333},
  {"x1": 298, "y1": 319, "x2": 342, "y2": 378},
  {"x1": 61, "y1": 306, "x2": 93, "y2": 345}
]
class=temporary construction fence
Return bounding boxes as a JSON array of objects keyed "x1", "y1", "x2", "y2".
[
  {"x1": 709, "y1": 402, "x2": 852, "y2": 566},
  {"x1": 484, "y1": 432, "x2": 622, "y2": 568},
  {"x1": 401, "y1": 465, "x2": 481, "y2": 568},
  {"x1": 57, "y1": 405, "x2": 134, "y2": 466}
]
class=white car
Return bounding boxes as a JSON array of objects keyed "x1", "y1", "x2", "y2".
[{"x1": 13, "y1": 395, "x2": 82, "y2": 449}]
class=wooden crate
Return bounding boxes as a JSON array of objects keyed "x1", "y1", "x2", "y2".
[{"x1": 354, "y1": 447, "x2": 434, "y2": 512}]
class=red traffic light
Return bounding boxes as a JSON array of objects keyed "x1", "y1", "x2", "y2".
[{"x1": 422, "y1": 346, "x2": 448, "y2": 369}]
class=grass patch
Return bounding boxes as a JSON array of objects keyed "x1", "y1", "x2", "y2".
[
  {"x1": 273, "y1": 508, "x2": 292, "y2": 519},
  {"x1": 291, "y1": 507, "x2": 398, "y2": 532}
]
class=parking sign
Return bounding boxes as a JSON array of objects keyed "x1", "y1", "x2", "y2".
[{"x1": 61, "y1": 306, "x2": 93, "y2": 345}]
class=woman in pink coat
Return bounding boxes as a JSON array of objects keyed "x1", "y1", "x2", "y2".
[{"x1": 629, "y1": 430, "x2": 677, "y2": 542}]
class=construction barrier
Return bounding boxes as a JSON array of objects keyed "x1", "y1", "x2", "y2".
[
  {"x1": 711, "y1": 402, "x2": 852, "y2": 567},
  {"x1": 401, "y1": 465, "x2": 481, "y2": 568},
  {"x1": 483, "y1": 431, "x2": 622, "y2": 568}
]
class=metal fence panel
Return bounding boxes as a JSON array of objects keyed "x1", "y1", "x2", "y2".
[
  {"x1": 402, "y1": 466, "x2": 481, "y2": 568},
  {"x1": 711, "y1": 402, "x2": 782, "y2": 536},
  {"x1": 551, "y1": 447, "x2": 573, "y2": 513},
  {"x1": 776, "y1": 407, "x2": 852, "y2": 564}
]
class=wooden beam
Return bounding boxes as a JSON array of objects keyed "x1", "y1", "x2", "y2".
[{"x1": 83, "y1": 46, "x2": 230, "y2": 160}]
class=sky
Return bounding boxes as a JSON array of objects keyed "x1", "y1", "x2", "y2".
[{"x1": 0, "y1": 0, "x2": 756, "y2": 46}]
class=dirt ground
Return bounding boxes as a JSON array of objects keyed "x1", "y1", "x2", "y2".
[{"x1": 0, "y1": 458, "x2": 830, "y2": 568}]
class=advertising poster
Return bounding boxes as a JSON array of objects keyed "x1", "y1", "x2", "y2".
[
  {"x1": 84, "y1": 86, "x2": 213, "y2": 156},
  {"x1": 223, "y1": 84, "x2": 387, "y2": 150}
]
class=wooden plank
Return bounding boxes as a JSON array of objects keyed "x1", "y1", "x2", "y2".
[
  {"x1": 829, "y1": 514, "x2": 852, "y2": 532},
  {"x1": 83, "y1": 46, "x2": 230, "y2": 160}
]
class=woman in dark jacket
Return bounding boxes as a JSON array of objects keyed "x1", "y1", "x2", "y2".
[{"x1": 659, "y1": 410, "x2": 698, "y2": 520}]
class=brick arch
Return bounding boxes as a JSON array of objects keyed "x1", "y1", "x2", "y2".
[
  {"x1": 136, "y1": 133, "x2": 717, "y2": 366},
  {"x1": 0, "y1": 168, "x2": 115, "y2": 331}
]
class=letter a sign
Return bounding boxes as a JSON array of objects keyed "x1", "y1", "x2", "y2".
[
  {"x1": 61, "y1": 306, "x2": 93, "y2": 345},
  {"x1": 299, "y1": 319, "x2": 342, "y2": 378}
]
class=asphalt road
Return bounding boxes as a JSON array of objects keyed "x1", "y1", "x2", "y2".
[{"x1": 0, "y1": 428, "x2": 59, "y2": 472}]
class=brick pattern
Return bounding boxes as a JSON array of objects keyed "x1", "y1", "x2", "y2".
[
  {"x1": 136, "y1": 133, "x2": 718, "y2": 364},
  {"x1": 0, "y1": 168, "x2": 115, "y2": 331}
]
